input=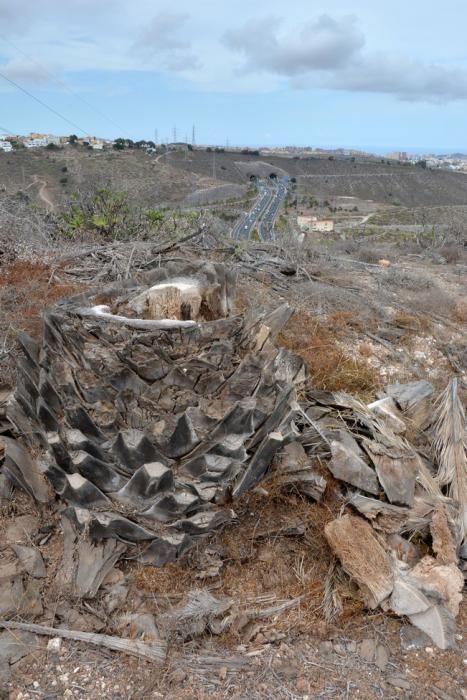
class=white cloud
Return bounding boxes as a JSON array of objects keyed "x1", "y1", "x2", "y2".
[
  {"x1": 224, "y1": 14, "x2": 364, "y2": 74},
  {"x1": 223, "y1": 13, "x2": 467, "y2": 102},
  {"x1": 1, "y1": 2, "x2": 467, "y2": 102}
]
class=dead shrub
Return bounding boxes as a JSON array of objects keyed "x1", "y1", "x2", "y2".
[
  {"x1": 392, "y1": 310, "x2": 432, "y2": 334},
  {"x1": 328, "y1": 310, "x2": 365, "y2": 332},
  {"x1": 279, "y1": 310, "x2": 381, "y2": 400},
  {"x1": 382, "y1": 267, "x2": 433, "y2": 290},
  {"x1": 410, "y1": 286, "x2": 456, "y2": 317},
  {"x1": 357, "y1": 246, "x2": 390, "y2": 265},
  {"x1": 453, "y1": 300, "x2": 467, "y2": 323},
  {"x1": 439, "y1": 244, "x2": 464, "y2": 264},
  {"x1": 358, "y1": 342, "x2": 373, "y2": 357}
]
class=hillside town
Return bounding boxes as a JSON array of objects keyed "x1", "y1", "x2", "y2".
[{"x1": 2, "y1": 133, "x2": 467, "y2": 173}]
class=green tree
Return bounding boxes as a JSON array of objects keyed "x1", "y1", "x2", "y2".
[
  {"x1": 69, "y1": 134, "x2": 78, "y2": 145},
  {"x1": 113, "y1": 138, "x2": 126, "y2": 150}
]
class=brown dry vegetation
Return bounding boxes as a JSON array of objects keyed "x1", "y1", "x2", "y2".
[
  {"x1": 453, "y1": 299, "x2": 467, "y2": 323},
  {"x1": 130, "y1": 477, "x2": 357, "y2": 646},
  {"x1": 0, "y1": 261, "x2": 86, "y2": 337},
  {"x1": 279, "y1": 310, "x2": 381, "y2": 400},
  {"x1": 0, "y1": 260, "x2": 87, "y2": 386}
]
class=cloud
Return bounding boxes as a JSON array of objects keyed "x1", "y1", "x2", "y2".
[
  {"x1": 223, "y1": 13, "x2": 467, "y2": 102},
  {"x1": 2, "y1": 3, "x2": 467, "y2": 103},
  {"x1": 329, "y1": 55, "x2": 467, "y2": 103},
  {"x1": 224, "y1": 14, "x2": 364, "y2": 74},
  {"x1": 0, "y1": 0, "x2": 113, "y2": 31},
  {"x1": 0, "y1": 59, "x2": 55, "y2": 86},
  {"x1": 133, "y1": 11, "x2": 200, "y2": 72},
  {"x1": 138, "y1": 11, "x2": 190, "y2": 52}
]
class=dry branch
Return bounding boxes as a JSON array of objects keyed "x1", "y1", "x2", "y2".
[{"x1": 0, "y1": 620, "x2": 167, "y2": 663}]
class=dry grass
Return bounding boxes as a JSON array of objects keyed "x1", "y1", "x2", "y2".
[
  {"x1": 0, "y1": 260, "x2": 87, "y2": 386},
  {"x1": 131, "y1": 562, "x2": 194, "y2": 598},
  {"x1": 127, "y1": 477, "x2": 364, "y2": 643},
  {"x1": 391, "y1": 309, "x2": 433, "y2": 336},
  {"x1": 453, "y1": 300, "x2": 467, "y2": 324},
  {"x1": 278, "y1": 310, "x2": 381, "y2": 400},
  {"x1": 358, "y1": 342, "x2": 374, "y2": 358},
  {"x1": 0, "y1": 260, "x2": 86, "y2": 337}
]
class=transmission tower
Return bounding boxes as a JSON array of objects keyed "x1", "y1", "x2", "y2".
[
  {"x1": 172, "y1": 125, "x2": 177, "y2": 143},
  {"x1": 154, "y1": 128, "x2": 159, "y2": 145},
  {"x1": 192, "y1": 124, "x2": 196, "y2": 147}
]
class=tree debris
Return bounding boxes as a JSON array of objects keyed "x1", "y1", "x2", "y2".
[
  {"x1": 0, "y1": 620, "x2": 167, "y2": 663},
  {"x1": 0, "y1": 259, "x2": 465, "y2": 651}
]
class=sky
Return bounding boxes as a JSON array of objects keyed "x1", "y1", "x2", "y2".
[{"x1": 0, "y1": 0, "x2": 467, "y2": 152}]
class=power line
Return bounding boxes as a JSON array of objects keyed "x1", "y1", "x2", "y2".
[
  {"x1": 0, "y1": 35, "x2": 124, "y2": 134},
  {"x1": 0, "y1": 125, "x2": 15, "y2": 136},
  {"x1": 0, "y1": 70, "x2": 89, "y2": 135}
]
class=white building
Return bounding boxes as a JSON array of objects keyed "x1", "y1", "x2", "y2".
[
  {"x1": 0, "y1": 141, "x2": 13, "y2": 152},
  {"x1": 24, "y1": 134, "x2": 61, "y2": 148},
  {"x1": 297, "y1": 215, "x2": 334, "y2": 233},
  {"x1": 24, "y1": 138, "x2": 46, "y2": 148}
]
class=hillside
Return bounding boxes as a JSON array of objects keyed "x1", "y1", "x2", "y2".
[
  {"x1": 166, "y1": 149, "x2": 467, "y2": 207},
  {"x1": 0, "y1": 148, "x2": 243, "y2": 211},
  {"x1": 2, "y1": 148, "x2": 467, "y2": 214}
]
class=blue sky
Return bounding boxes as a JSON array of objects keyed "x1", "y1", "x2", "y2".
[{"x1": 1, "y1": 0, "x2": 467, "y2": 152}]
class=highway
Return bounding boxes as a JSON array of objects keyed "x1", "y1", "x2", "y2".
[
  {"x1": 259, "y1": 177, "x2": 288, "y2": 240},
  {"x1": 231, "y1": 176, "x2": 289, "y2": 240}
]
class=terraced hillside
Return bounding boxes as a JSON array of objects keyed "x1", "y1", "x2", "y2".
[
  {"x1": 2, "y1": 147, "x2": 467, "y2": 213},
  {"x1": 166, "y1": 150, "x2": 467, "y2": 207}
]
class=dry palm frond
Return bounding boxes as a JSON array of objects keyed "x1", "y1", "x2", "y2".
[
  {"x1": 323, "y1": 557, "x2": 343, "y2": 623},
  {"x1": 416, "y1": 454, "x2": 443, "y2": 498},
  {"x1": 334, "y1": 391, "x2": 405, "y2": 448},
  {"x1": 432, "y1": 377, "x2": 467, "y2": 541}
]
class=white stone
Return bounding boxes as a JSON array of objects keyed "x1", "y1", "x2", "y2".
[{"x1": 47, "y1": 637, "x2": 62, "y2": 653}]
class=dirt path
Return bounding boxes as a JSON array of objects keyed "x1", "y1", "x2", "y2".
[
  {"x1": 35, "y1": 177, "x2": 55, "y2": 210},
  {"x1": 23, "y1": 175, "x2": 55, "y2": 210}
]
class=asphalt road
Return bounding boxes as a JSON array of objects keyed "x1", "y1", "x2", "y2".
[
  {"x1": 231, "y1": 177, "x2": 288, "y2": 240},
  {"x1": 259, "y1": 177, "x2": 288, "y2": 240}
]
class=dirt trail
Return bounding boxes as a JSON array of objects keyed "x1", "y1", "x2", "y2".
[
  {"x1": 23, "y1": 175, "x2": 55, "y2": 210},
  {"x1": 35, "y1": 176, "x2": 55, "y2": 210}
]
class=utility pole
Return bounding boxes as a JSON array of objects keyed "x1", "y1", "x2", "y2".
[
  {"x1": 154, "y1": 128, "x2": 158, "y2": 145},
  {"x1": 172, "y1": 125, "x2": 177, "y2": 143},
  {"x1": 192, "y1": 124, "x2": 196, "y2": 147}
]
